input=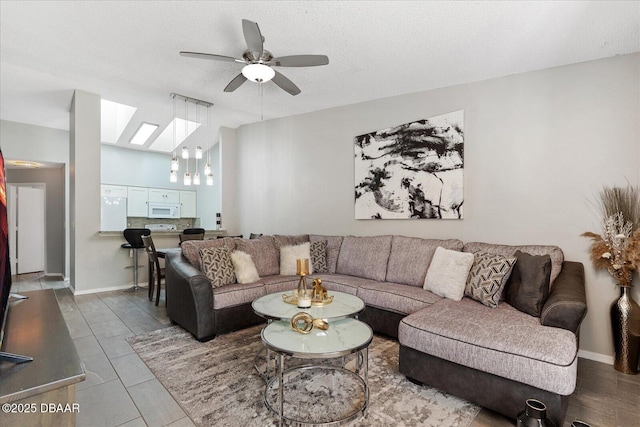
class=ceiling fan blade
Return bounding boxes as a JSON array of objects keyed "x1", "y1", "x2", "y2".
[
  {"x1": 270, "y1": 55, "x2": 329, "y2": 67},
  {"x1": 179, "y1": 51, "x2": 242, "y2": 63},
  {"x1": 242, "y1": 19, "x2": 263, "y2": 55},
  {"x1": 224, "y1": 73, "x2": 248, "y2": 92},
  {"x1": 272, "y1": 71, "x2": 301, "y2": 96}
]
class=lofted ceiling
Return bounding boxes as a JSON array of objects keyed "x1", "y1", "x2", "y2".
[{"x1": 1, "y1": 1, "x2": 639, "y2": 156}]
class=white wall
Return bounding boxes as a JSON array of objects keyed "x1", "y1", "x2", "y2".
[
  {"x1": 220, "y1": 127, "x2": 239, "y2": 234},
  {"x1": 1, "y1": 119, "x2": 70, "y2": 278},
  {"x1": 233, "y1": 53, "x2": 640, "y2": 360}
]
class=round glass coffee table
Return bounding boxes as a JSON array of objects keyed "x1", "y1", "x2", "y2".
[
  {"x1": 252, "y1": 291, "x2": 365, "y2": 380},
  {"x1": 261, "y1": 318, "x2": 372, "y2": 426},
  {"x1": 252, "y1": 290, "x2": 365, "y2": 321}
]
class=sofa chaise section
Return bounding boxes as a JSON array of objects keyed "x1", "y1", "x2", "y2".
[{"x1": 398, "y1": 260, "x2": 586, "y2": 426}]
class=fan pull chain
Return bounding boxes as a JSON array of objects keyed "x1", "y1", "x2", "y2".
[{"x1": 260, "y1": 82, "x2": 264, "y2": 121}]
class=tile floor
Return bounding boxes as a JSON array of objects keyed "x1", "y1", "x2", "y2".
[{"x1": 9, "y1": 273, "x2": 640, "y2": 427}]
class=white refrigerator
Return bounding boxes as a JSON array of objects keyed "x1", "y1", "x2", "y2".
[{"x1": 100, "y1": 196, "x2": 127, "y2": 231}]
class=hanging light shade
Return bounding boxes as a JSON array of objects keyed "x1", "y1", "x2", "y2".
[
  {"x1": 170, "y1": 93, "x2": 178, "y2": 181},
  {"x1": 195, "y1": 146, "x2": 203, "y2": 159},
  {"x1": 206, "y1": 174, "x2": 214, "y2": 186},
  {"x1": 242, "y1": 63, "x2": 275, "y2": 83},
  {"x1": 182, "y1": 145, "x2": 189, "y2": 159},
  {"x1": 183, "y1": 171, "x2": 191, "y2": 186},
  {"x1": 193, "y1": 171, "x2": 201, "y2": 186},
  {"x1": 204, "y1": 162, "x2": 212, "y2": 176}
]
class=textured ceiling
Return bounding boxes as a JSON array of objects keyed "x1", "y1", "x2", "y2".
[{"x1": 1, "y1": 1, "x2": 639, "y2": 153}]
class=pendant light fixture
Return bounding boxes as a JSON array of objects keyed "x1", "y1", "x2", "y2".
[
  {"x1": 193, "y1": 104, "x2": 201, "y2": 186},
  {"x1": 183, "y1": 98, "x2": 191, "y2": 186},
  {"x1": 169, "y1": 93, "x2": 178, "y2": 182},
  {"x1": 205, "y1": 103, "x2": 214, "y2": 186},
  {"x1": 168, "y1": 93, "x2": 214, "y2": 185}
]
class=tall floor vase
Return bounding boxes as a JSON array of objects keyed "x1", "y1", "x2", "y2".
[{"x1": 610, "y1": 286, "x2": 640, "y2": 374}]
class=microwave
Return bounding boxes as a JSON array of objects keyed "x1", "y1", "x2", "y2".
[{"x1": 148, "y1": 202, "x2": 181, "y2": 219}]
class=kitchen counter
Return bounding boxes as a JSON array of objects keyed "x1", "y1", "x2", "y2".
[{"x1": 98, "y1": 229, "x2": 226, "y2": 237}]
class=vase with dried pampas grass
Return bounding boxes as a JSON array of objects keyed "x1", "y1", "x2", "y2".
[{"x1": 582, "y1": 183, "x2": 640, "y2": 374}]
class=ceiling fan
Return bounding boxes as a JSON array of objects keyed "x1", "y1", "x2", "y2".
[{"x1": 180, "y1": 19, "x2": 329, "y2": 96}]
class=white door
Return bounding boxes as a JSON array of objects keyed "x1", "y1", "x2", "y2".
[{"x1": 16, "y1": 186, "x2": 45, "y2": 274}]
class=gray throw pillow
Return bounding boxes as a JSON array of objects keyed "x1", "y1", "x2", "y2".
[
  {"x1": 310, "y1": 240, "x2": 328, "y2": 273},
  {"x1": 505, "y1": 250, "x2": 551, "y2": 317},
  {"x1": 465, "y1": 251, "x2": 517, "y2": 308}
]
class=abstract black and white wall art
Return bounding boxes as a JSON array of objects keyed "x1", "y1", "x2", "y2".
[{"x1": 354, "y1": 110, "x2": 464, "y2": 219}]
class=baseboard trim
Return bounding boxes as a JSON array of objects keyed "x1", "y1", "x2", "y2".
[
  {"x1": 578, "y1": 349, "x2": 614, "y2": 365},
  {"x1": 73, "y1": 284, "x2": 136, "y2": 295}
]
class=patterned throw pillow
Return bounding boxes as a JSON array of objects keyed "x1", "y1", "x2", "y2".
[
  {"x1": 199, "y1": 247, "x2": 236, "y2": 288},
  {"x1": 310, "y1": 240, "x2": 328, "y2": 273},
  {"x1": 465, "y1": 251, "x2": 517, "y2": 308}
]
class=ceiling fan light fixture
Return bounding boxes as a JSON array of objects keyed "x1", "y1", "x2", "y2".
[{"x1": 242, "y1": 63, "x2": 275, "y2": 83}]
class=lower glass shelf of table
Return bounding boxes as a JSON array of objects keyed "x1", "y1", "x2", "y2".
[{"x1": 260, "y1": 318, "x2": 372, "y2": 426}]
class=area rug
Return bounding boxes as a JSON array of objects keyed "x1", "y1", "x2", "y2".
[{"x1": 128, "y1": 325, "x2": 480, "y2": 426}]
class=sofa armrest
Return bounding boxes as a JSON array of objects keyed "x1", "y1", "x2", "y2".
[
  {"x1": 540, "y1": 261, "x2": 587, "y2": 334},
  {"x1": 165, "y1": 251, "x2": 216, "y2": 341}
]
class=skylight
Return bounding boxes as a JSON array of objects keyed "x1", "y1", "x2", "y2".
[
  {"x1": 129, "y1": 122, "x2": 159, "y2": 145},
  {"x1": 101, "y1": 99, "x2": 137, "y2": 144},
  {"x1": 148, "y1": 118, "x2": 200, "y2": 153}
]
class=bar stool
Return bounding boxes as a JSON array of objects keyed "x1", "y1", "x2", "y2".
[
  {"x1": 122, "y1": 228, "x2": 151, "y2": 292},
  {"x1": 179, "y1": 228, "x2": 205, "y2": 245},
  {"x1": 141, "y1": 235, "x2": 165, "y2": 306}
]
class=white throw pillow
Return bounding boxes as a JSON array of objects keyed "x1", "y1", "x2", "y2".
[
  {"x1": 424, "y1": 246, "x2": 475, "y2": 301},
  {"x1": 279, "y1": 242, "x2": 313, "y2": 275},
  {"x1": 230, "y1": 250, "x2": 260, "y2": 284}
]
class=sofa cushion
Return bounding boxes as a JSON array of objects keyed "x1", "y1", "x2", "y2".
[
  {"x1": 181, "y1": 238, "x2": 237, "y2": 271},
  {"x1": 262, "y1": 275, "x2": 300, "y2": 294},
  {"x1": 310, "y1": 240, "x2": 328, "y2": 273},
  {"x1": 212, "y1": 281, "x2": 265, "y2": 310},
  {"x1": 273, "y1": 234, "x2": 310, "y2": 248},
  {"x1": 310, "y1": 235, "x2": 344, "y2": 274},
  {"x1": 234, "y1": 237, "x2": 280, "y2": 276},
  {"x1": 386, "y1": 236, "x2": 464, "y2": 287},
  {"x1": 423, "y1": 247, "x2": 474, "y2": 301},
  {"x1": 280, "y1": 242, "x2": 312, "y2": 275},
  {"x1": 357, "y1": 281, "x2": 442, "y2": 315},
  {"x1": 336, "y1": 235, "x2": 392, "y2": 281},
  {"x1": 199, "y1": 247, "x2": 236, "y2": 288},
  {"x1": 465, "y1": 251, "x2": 517, "y2": 308},
  {"x1": 310, "y1": 274, "x2": 362, "y2": 295},
  {"x1": 463, "y1": 242, "x2": 564, "y2": 286},
  {"x1": 505, "y1": 251, "x2": 551, "y2": 317},
  {"x1": 398, "y1": 298, "x2": 578, "y2": 395},
  {"x1": 230, "y1": 251, "x2": 260, "y2": 284}
]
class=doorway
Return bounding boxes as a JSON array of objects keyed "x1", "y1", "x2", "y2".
[{"x1": 8, "y1": 184, "x2": 46, "y2": 274}]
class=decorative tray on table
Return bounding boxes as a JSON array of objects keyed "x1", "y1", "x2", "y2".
[{"x1": 282, "y1": 278, "x2": 334, "y2": 306}]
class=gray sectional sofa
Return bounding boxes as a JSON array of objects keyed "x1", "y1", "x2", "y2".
[{"x1": 165, "y1": 234, "x2": 587, "y2": 426}]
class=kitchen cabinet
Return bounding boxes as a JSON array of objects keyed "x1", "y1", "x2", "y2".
[
  {"x1": 180, "y1": 190, "x2": 197, "y2": 218},
  {"x1": 127, "y1": 186, "x2": 149, "y2": 217},
  {"x1": 148, "y1": 188, "x2": 180, "y2": 204},
  {"x1": 100, "y1": 184, "x2": 127, "y2": 198}
]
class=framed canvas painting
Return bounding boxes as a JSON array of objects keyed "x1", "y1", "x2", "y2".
[{"x1": 354, "y1": 110, "x2": 464, "y2": 219}]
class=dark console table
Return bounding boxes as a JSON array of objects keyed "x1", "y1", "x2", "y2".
[{"x1": 0, "y1": 289, "x2": 85, "y2": 426}]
